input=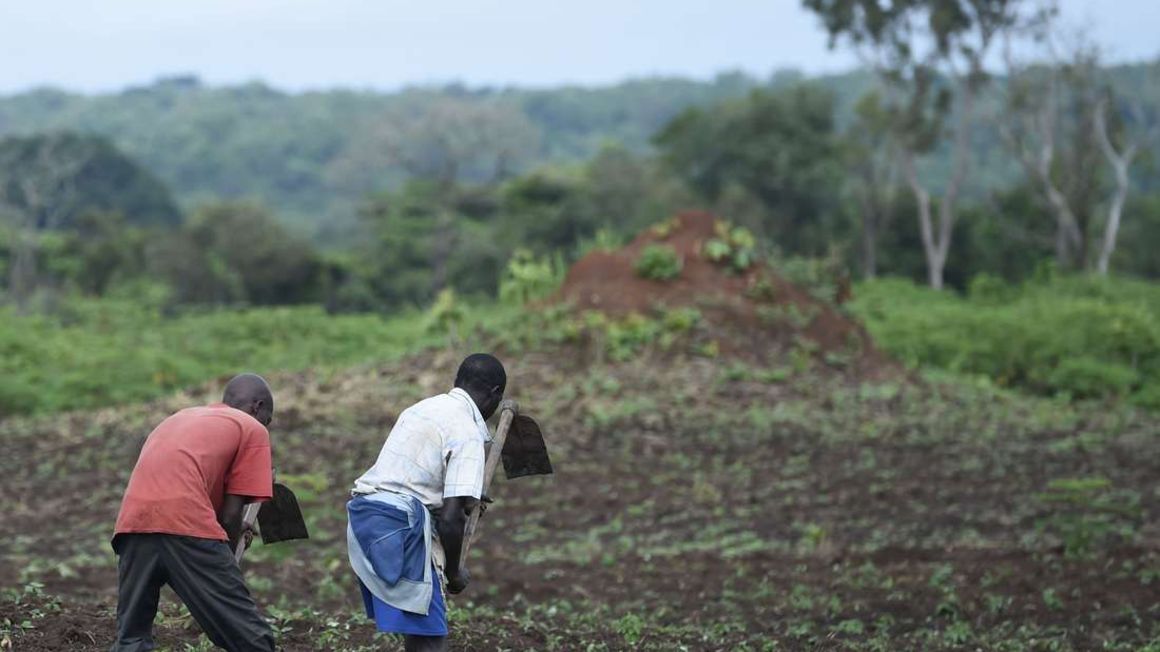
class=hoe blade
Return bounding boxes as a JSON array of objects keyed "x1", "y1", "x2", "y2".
[
  {"x1": 501, "y1": 414, "x2": 554, "y2": 479},
  {"x1": 257, "y1": 482, "x2": 310, "y2": 544}
]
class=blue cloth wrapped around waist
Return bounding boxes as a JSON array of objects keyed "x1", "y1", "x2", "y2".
[
  {"x1": 348, "y1": 494, "x2": 428, "y2": 585},
  {"x1": 347, "y1": 492, "x2": 434, "y2": 615}
]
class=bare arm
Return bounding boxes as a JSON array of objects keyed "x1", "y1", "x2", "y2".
[
  {"x1": 435, "y1": 495, "x2": 479, "y2": 593},
  {"x1": 218, "y1": 493, "x2": 248, "y2": 550}
]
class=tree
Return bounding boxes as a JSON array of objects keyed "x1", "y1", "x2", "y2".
[
  {"x1": 654, "y1": 84, "x2": 843, "y2": 254},
  {"x1": 500, "y1": 172, "x2": 594, "y2": 255},
  {"x1": 1001, "y1": 31, "x2": 1105, "y2": 270},
  {"x1": 1093, "y1": 65, "x2": 1159, "y2": 275},
  {"x1": 354, "y1": 183, "x2": 444, "y2": 307},
  {"x1": 581, "y1": 145, "x2": 691, "y2": 243},
  {"x1": 382, "y1": 96, "x2": 542, "y2": 188},
  {"x1": 0, "y1": 133, "x2": 180, "y2": 230},
  {"x1": 804, "y1": 0, "x2": 1039, "y2": 288},
  {"x1": 148, "y1": 202, "x2": 320, "y2": 306},
  {"x1": 329, "y1": 96, "x2": 541, "y2": 295},
  {"x1": 0, "y1": 135, "x2": 90, "y2": 306},
  {"x1": 352, "y1": 182, "x2": 507, "y2": 308},
  {"x1": 61, "y1": 212, "x2": 148, "y2": 295},
  {"x1": 0, "y1": 133, "x2": 180, "y2": 305},
  {"x1": 846, "y1": 91, "x2": 900, "y2": 278},
  {"x1": 1004, "y1": 24, "x2": 1158, "y2": 276}
]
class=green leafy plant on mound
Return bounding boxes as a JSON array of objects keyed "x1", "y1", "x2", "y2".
[
  {"x1": 634, "y1": 244, "x2": 683, "y2": 281},
  {"x1": 703, "y1": 221, "x2": 757, "y2": 273},
  {"x1": 649, "y1": 216, "x2": 680, "y2": 238}
]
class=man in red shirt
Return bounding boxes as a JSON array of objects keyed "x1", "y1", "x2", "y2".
[{"x1": 110, "y1": 374, "x2": 277, "y2": 652}]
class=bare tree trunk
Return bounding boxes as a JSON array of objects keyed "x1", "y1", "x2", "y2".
[
  {"x1": 1033, "y1": 141, "x2": 1084, "y2": 268},
  {"x1": 902, "y1": 152, "x2": 945, "y2": 289},
  {"x1": 1001, "y1": 33, "x2": 1089, "y2": 270},
  {"x1": 429, "y1": 210, "x2": 452, "y2": 296},
  {"x1": 1039, "y1": 151, "x2": 1081, "y2": 266},
  {"x1": 860, "y1": 145, "x2": 899, "y2": 280},
  {"x1": 1094, "y1": 99, "x2": 1139, "y2": 276},
  {"x1": 1097, "y1": 178, "x2": 1128, "y2": 275},
  {"x1": 8, "y1": 229, "x2": 38, "y2": 311},
  {"x1": 899, "y1": 74, "x2": 976, "y2": 291},
  {"x1": 859, "y1": 198, "x2": 879, "y2": 279},
  {"x1": 933, "y1": 187, "x2": 956, "y2": 289},
  {"x1": 1034, "y1": 123, "x2": 1084, "y2": 268}
]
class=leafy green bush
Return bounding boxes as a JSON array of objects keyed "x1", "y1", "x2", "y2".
[
  {"x1": 849, "y1": 276, "x2": 1160, "y2": 404},
  {"x1": 425, "y1": 288, "x2": 465, "y2": 340},
  {"x1": 498, "y1": 250, "x2": 566, "y2": 305},
  {"x1": 1047, "y1": 358, "x2": 1140, "y2": 398},
  {"x1": 634, "y1": 245, "x2": 683, "y2": 281}
]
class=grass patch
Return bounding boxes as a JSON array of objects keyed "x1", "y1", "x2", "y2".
[{"x1": 0, "y1": 296, "x2": 513, "y2": 416}]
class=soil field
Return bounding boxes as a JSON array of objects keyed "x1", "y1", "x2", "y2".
[{"x1": 3, "y1": 341, "x2": 1160, "y2": 651}]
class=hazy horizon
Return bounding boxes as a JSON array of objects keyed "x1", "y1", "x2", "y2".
[{"x1": 2, "y1": 0, "x2": 1157, "y2": 95}]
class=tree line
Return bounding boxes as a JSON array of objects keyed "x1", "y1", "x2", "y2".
[{"x1": 1, "y1": 0, "x2": 1158, "y2": 313}]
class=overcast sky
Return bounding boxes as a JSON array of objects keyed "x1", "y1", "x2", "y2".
[{"x1": 1, "y1": 0, "x2": 1157, "y2": 94}]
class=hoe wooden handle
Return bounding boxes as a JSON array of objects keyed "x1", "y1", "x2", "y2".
[
  {"x1": 234, "y1": 502, "x2": 261, "y2": 565},
  {"x1": 459, "y1": 399, "x2": 518, "y2": 567}
]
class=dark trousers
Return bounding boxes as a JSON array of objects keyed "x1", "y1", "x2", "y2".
[{"x1": 110, "y1": 533, "x2": 275, "y2": 652}]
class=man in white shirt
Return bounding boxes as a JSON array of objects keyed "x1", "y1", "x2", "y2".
[{"x1": 348, "y1": 353, "x2": 506, "y2": 652}]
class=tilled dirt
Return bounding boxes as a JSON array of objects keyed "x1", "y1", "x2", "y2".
[{"x1": 3, "y1": 341, "x2": 1160, "y2": 649}]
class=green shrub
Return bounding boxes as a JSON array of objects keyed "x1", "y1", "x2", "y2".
[
  {"x1": 498, "y1": 250, "x2": 566, "y2": 305},
  {"x1": 1132, "y1": 383, "x2": 1160, "y2": 410},
  {"x1": 849, "y1": 276, "x2": 1160, "y2": 404},
  {"x1": 661, "y1": 307, "x2": 701, "y2": 333},
  {"x1": 634, "y1": 245, "x2": 683, "y2": 281},
  {"x1": 967, "y1": 273, "x2": 1015, "y2": 304},
  {"x1": 425, "y1": 289, "x2": 465, "y2": 339},
  {"x1": 1047, "y1": 358, "x2": 1139, "y2": 399}
]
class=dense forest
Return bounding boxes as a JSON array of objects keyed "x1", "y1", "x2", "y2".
[
  {"x1": 1, "y1": 64, "x2": 1154, "y2": 241},
  {"x1": 2, "y1": 62, "x2": 1157, "y2": 300},
  {"x1": 0, "y1": 73, "x2": 767, "y2": 237}
]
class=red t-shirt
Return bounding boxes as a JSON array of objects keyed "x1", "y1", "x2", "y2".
[{"x1": 114, "y1": 404, "x2": 273, "y2": 541}]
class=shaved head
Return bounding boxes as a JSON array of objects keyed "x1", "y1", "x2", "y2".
[
  {"x1": 222, "y1": 373, "x2": 274, "y2": 427},
  {"x1": 454, "y1": 353, "x2": 506, "y2": 420}
]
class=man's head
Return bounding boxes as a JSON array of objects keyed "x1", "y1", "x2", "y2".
[
  {"x1": 222, "y1": 373, "x2": 274, "y2": 427},
  {"x1": 454, "y1": 353, "x2": 506, "y2": 420}
]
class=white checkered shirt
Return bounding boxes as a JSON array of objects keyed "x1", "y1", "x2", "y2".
[{"x1": 352, "y1": 388, "x2": 491, "y2": 510}]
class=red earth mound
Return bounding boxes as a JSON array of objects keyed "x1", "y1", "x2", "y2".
[{"x1": 557, "y1": 210, "x2": 889, "y2": 372}]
